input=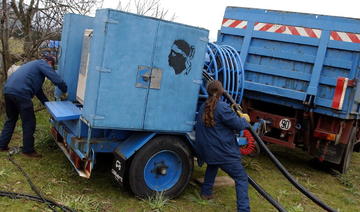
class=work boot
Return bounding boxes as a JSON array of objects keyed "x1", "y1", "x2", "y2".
[
  {"x1": 22, "y1": 151, "x2": 42, "y2": 158},
  {"x1": 0, "y1": 147, "x2": 10, "y2": 152}
]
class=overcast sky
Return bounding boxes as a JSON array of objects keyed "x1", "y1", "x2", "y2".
[{"x1": 102, "y1": 0, "x2": 360, "y2": 41}]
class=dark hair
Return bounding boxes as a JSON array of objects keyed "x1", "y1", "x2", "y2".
[
  {"x1": 202, "y1": 80, "x2": 224, "y2": 127},
  {"x1": 42, "y1": 55, "x2": 55, "y2": 68}
]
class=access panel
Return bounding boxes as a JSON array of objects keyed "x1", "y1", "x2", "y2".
[
  {"x1": 144, "y1": 21, "x2": 209, "y2": 132},
  {"x1": 92, "y1": 10, "x2": 159, "y2": 130}
]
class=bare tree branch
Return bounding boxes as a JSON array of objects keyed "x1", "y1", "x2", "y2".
[
  {"x1": 5, "y1": 0, "x2": 101, "y2": 62},
  {"x1": 115, "y1": 0, "x2": 175, "y2": 21}
]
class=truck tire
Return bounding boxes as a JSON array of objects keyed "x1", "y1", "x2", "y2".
[
  {"x1": 128, "y1": 135, "x2": 193, "y2": 199},
  {"x1": 336, "y1": 129, "x2": 356, "y2": 174}
]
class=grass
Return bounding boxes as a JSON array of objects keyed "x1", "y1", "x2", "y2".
[
  {"x1": 142, "y1": 191, "x2": 173, "y2": 211},
  {"x1": 0, "y1": 109, "x2": 359, "y2": 212}
]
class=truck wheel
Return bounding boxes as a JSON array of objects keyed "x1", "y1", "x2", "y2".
[
  {"x1": 128, "y1": 135, "x2": 193, "y2": 199},
  {"x1": 336, "y1": 130, "x2": 355, "y2": 174}
]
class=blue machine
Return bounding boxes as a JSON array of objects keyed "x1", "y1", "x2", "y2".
[
  {"x1": 217, "y1": 7, "x2": 360, "y2": 173},
  {"x1": 46, "y1": 9, "x2": 212, "y2": 198}
]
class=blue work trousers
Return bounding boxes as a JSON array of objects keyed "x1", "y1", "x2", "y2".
[
  {"x1": 201, "y1": 161, "x2": 250, "y2": 212},
  {"x1": 0, "y1": 94, "x2": 36, "y2": 153}
]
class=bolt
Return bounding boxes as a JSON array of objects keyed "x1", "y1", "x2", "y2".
[{"x1": 160, "y1": 168, "x2": 167, "y2": 175}]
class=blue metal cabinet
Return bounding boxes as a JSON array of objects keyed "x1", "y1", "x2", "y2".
[
  {"x1": 83, "y1": 9, "x2": 159, "y2": 130},
  {"x1": 81, "y1": 9, "x2": 209, "y2": 132}
]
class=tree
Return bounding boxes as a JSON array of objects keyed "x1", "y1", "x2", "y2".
[
  {"x1": 0, "y1": 0, "x2": 101, "y2": 113},
  {"x1": 0, "y1": 0, "x2": 11, "y2": 79},
  {"x1": 116, "y1": 0, "x2": 175, "y2": 20},
  {"x1": 0, "y1": 0, "x2": 101, "y2": 75},
  {"x1": 10, "y1": 0, "x2": 101, "y2": 61}
]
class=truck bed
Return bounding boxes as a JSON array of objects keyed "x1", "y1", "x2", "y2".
[{"x1": 217, "y1": 7, "x2": 360, "y2": 119}]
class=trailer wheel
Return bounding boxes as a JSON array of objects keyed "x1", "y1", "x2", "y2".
[
  {"x1": 129, "y1": 135, "x2": 193, "y2": 199},
  {"x1": 336, "y1": 130, "x2": 356, "y2": 174}
]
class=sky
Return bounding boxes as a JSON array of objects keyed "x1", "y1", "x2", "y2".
[{"x1": 102, "y1": 0, "x2": 360, "y2": 41}]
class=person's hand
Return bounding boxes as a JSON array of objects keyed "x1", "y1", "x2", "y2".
[
  {"x1": 60, "y1": 93, "x2": 68, "y2": 101},
  {"x1": 231, "y1": 103, "x2": 242, "y2": 111},
  {"x1": 231, "y1": 104, "x2": 251, "y2": 122},
  {"x1": 240, "y1": 113, "x2": 251, "y2": 123}
]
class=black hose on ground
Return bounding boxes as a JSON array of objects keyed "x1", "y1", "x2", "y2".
[
  {"x1": 7, "y1": 156, "x2": 57, "y2": 212},
  {"x1": 0, "y1": 191, "x2": 75, "y2": 212},
  {"x1": 248, "y1": 176, "x2": 287, "y2": 212},
  {"x1": 0, "y1": 149, "x2": 77, "y2": 212},
  {"x1": 247, "y1": 127, "x2": 337, "y2": 212}
]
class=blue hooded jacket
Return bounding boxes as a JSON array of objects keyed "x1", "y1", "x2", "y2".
[
  {"x1": 195, "y1": 100, "x2": 249, "y2": 164},
  {"x1": 4, "y1": 59, "x2": 67, "y2": 104}
]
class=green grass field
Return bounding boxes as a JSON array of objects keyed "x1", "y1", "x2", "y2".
[{"x1": 0, "y1": 109, "x2": 359, "y2": 212}]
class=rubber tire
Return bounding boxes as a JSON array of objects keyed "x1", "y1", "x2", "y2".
[
  {"x1": 336, "y1": 129, "x2": 355, "y2": 174},
  {"x1": 128, "y1": 135, "x2": 193, "y2": 199}
]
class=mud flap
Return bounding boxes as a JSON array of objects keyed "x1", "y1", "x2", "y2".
[
  {"x1": 310, "y1": 140, "x2": 346, "y2": 164},
  {"x1": 111, "y1": 154, "x2": 127, "y2": 186},
  {"x1": 111, "y1": 132, "x2": 156, "y2": 186}
]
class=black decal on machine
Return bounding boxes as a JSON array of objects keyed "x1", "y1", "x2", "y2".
[{"x1": 168, "y1": 40, "x2": 195, "y2": 75}]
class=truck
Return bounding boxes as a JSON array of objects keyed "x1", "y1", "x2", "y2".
[
  {"x1": 45, "y1": 6, "x2": 359, "y2": 200},
  {"x1": 217, "y1": 7, "x2": 360, "y2": 173}
]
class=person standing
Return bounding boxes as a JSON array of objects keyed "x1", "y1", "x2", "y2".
[
  {"x1": 195, "y1": 80, "x2": 250, "y2": 212},
  {"x1": 0, "y1": 56, "x2": 67, "y2": 158}
]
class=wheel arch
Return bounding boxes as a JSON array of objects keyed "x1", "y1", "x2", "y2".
[
  {"x1": 113, "y1": 132, "x2": 194, "y2": 161},
  {"x1": 113, "y1": 132, "x2": 157, "y2": 160}
]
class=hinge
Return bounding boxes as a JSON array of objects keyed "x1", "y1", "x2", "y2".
[
  {"x1": 96, "y1": 66, "x2": 111, "y2": 73},
  {"x1": 93, "y1": 115, "x2": 105, "y2": 120},
  {"x1": 186, "y1": 121, "x2": 196, "y2": 126},
  {"x1": 192, "y1": 79, "x2": 203, "y2": 85},
  {"x1": 104, "y1": 18, "x2": 119, "y2": 24}
]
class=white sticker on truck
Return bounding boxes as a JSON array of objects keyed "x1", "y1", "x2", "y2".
[{"x1": 279, "y1": 119, "x2": 291, "y2": 130}]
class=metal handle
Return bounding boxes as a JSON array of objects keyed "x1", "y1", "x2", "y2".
[{"x1": 142, "y1": 73, "x2": 151, "y2": 81}]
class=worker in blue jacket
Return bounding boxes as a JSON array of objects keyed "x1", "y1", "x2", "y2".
[
  {"x1": 0, "y1": 56, "x2": 67, "y2": 158},
  {"x1": 195, "y1": 80, "x2": 250, "y2": 212}
]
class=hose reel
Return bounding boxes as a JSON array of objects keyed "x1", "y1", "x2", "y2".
[{"x1": 202, "y1": 43, "x2": 245, "y2": 104}]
